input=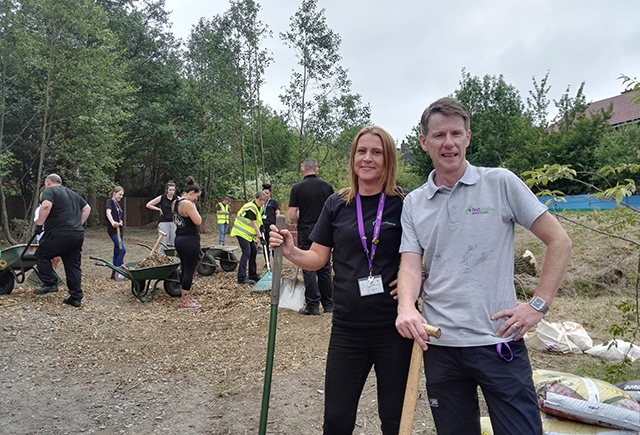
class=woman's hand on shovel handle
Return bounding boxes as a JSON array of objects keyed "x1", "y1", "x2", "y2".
[{"x1": 269, "y1": 224, "x2": 295, "y2": 258}]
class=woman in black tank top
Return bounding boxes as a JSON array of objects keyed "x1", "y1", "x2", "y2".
[{"x1": 173, "y1": 177, "x2": 202, "y2": 309}]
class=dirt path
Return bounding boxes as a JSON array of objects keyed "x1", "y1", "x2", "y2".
[{"x1": 0, "y1": 225, "x2": 623, "y2": 434}]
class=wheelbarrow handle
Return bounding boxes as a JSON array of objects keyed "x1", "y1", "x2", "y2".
[{"x1": 20, "y1": 232, "x2": 38, "y2": 262}]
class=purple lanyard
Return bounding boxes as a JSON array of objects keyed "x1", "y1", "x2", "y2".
[
  {"x1": 496, "y1": 343, "x2": 513, "y2": 362},
  {"x1": 356, "y1": 191, "x2": 386, "y2": 275}
]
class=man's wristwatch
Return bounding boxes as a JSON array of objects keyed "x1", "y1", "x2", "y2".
[{"x1": 529, "y1": 296, "x2": 549, "y2": 314}]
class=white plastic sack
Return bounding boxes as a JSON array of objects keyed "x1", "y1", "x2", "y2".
[
  {"x1": 525, "y1": 319, "x2": 593, "y2": 354},
  {"x1": 585, "y1": 340, "x2": 640, "y2": 363},
  {"x1": 617, "y1": 380, "x2": 640, "y2": 403}
]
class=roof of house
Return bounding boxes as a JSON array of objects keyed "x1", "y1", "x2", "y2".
[{"x1": 587, "y1": 90, "x2": 640, "y2": 126}]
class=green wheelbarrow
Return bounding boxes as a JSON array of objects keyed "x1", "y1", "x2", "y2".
[
  {"x1": 0, "y1": 236, "x2": 39, "y2": 295},
  {"x1": 91, "y1": 256, "x2": 181, "y2": 303}
]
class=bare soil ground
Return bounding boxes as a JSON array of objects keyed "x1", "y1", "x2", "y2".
[{"x1": 0, "y1": 217, "x2": 636, "y2": 434}]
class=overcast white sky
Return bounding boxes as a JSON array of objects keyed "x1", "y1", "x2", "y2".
[{"x1": 164, "y1": 0, "x2": 640, "y2": 143}]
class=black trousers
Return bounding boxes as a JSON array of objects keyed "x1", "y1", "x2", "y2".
[
  {"x1": 236, "y1": 236, "x2": 258, "y2": 281},
  {"x1": 175, "y1": 235, "x2": 200, "y2": 291},
  {"x1": 323, "y1": 324, "x2": 413, "y2": 435},
  {"x1": 424, "y1": 341, "x2": 541, "y2": 435},
  {"x1": 35, "y1": 230, "x2": 84, "y2": 300}
]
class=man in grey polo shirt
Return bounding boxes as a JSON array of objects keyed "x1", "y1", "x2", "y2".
[{"x1": 395, "y1": 97, "x2": 572, "y2": 435}]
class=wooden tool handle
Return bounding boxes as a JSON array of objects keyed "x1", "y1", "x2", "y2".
[
  {"x1": 116, "y1": 226, "x2": 122, "y2": 250},
  {"x1": 424, "y1": 323, "x2": 441, "y2": 339},
  {"x1": 151, "y1": 231, "x2": 167, "y2": 255},
  {"x1": 399, "y1": 323, "x2": 441, "y2": 435}
]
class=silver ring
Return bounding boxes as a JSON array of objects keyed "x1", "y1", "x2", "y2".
[{"x1": 513, "y1": 322, "x2": 519, "y2": 329}]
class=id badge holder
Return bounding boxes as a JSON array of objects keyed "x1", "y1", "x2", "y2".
[{"x1": 358, "y1": 274, "x2": 384, "y2": 297}]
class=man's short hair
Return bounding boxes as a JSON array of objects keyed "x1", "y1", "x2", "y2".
[
  {"x1": 302, "y1": 158, "x2": 317, "y2": 172},
  {"x1": 420, "y1": 97, "x2": 471, "y2": 136},
  {"x1": 46, "y1": 174, "x2": 62, "y2": 184},
  {"x1": 262, "y1": 183, "x2": 271, "y2": 191}
]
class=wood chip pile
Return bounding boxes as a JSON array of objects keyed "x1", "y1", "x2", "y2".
[{"x1": 133, "y1": 253, "x2": 177, "y2": 269}]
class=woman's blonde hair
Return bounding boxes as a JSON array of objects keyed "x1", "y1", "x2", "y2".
[
  {"x1": 110, "y1": 186, "x2": 124, "y2": 198},
  {"x1": 339, "y1": 125, "x2": 403, "y2": 204}
]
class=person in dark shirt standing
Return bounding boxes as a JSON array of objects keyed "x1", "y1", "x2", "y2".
[
  {"x1": 146, "y1": 181, "x2": 177, "y2": 248},
  {"x1": 173, "y1": 177, "x2": 202, "y2": 309},
  {"x1": 105, "y1": 186, "x2": 126, "y2": 280},
  {"x1": 288, "y1": 158, "x2": 334, "y2": 315},
  {"x1": 260, "y1": 183, "x2": 280, "y2": 260},
  {"x1": 270, "y1": 127, "x2": 411, "y2": 433},
  {"x1": 34, "y1": 173, "x2": 91, "y2": 307}
]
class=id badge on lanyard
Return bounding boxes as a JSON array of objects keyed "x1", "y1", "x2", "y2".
[{"x1": 358, "y1": 274, "x2": 384, "y2": 296}]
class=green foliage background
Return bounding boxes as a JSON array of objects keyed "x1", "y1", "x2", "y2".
[{"x1": 1, "y1": 0, "x2": 639, "y2": 234}]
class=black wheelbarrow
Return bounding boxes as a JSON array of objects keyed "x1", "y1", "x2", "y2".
[
  {"x1": 197, "y1": 245, "x2": 239, "y2": 276},
  {"x1": 91, "y1": 255, "x2": 181, "y2": 302}
]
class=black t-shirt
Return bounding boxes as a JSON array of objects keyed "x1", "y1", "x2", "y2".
[
  {"x1": 105, "y1": 198, "x2": 123, "y2": 236},
  {"x1": 262, "y1": 198, "x2": 279, "y2": 227},
  {"x1": 288, "y1": 175, "x2": 334, "y2": 226},
  {"x1": 311, "y1": 192, "x2": 404, "y2": 329},
  {"x1": 40, "y1": 186, "x2": 87, "y2": 233}
]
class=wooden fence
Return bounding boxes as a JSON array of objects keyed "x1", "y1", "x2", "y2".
[{"x1": 6, "y1": 196, "x2": 289, "y2": 229}]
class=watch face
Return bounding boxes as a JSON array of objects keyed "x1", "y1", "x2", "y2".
[{"x1": 531, "y1": 296, "x2": 548, "y2": 313}]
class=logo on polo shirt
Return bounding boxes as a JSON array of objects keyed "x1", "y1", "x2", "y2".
[{"x1": 465, "y1": 204, "x2": 494, "y2": 215}]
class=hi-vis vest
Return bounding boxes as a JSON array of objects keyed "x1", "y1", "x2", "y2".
[
  {"x1": 216, "y1": 202, "x2": 230, "y2": 224},
  {"x1": 230, "y1": 201, "x2": 262, "y2": 242}
]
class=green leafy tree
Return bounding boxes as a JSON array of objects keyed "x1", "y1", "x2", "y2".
[
  {"x1": 0, "y1": 0, "x2": 131, "y2": 233},
  {"x1": 533, "y1": 84, "x2": 613, "y2": 194},
  {"x1": 186, "y1": 17, "x2": 244, "y2": 201},
  {"x1": 454, "y1": 69, "x2": 536, "y2": 169},
  {"x1": 620, "y1": 74, "x2": 640, "y2": 103},
  {"x1": 279, "y1": 0, "x2": 370, "y2": 170},
  {"x1": 97, "y1": 0, "x2": 185, "y2": 196},
  {"x1": 223, "y1": 0, "x2": 272, "y2": 195}
]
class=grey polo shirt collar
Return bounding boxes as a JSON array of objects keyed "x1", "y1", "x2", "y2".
[{"x1": 425, "y1": 161, "x2": 478, "y2": 199}]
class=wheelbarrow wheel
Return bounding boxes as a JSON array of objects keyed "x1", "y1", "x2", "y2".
[
  {"x1": 163, "y1": 270, "x2": 181, "y2": 297},
  {"x1": 219, "y1": 253, "x2": 238, "y2": 272},
  {"x1": 0, "y1": 272, "x2": 15, "y2": 295},
  {"x1": 130, "y1": 279, "x2": 147, "y2": 298},
  {"x1": 197, "y1": 253, "x2": 217, "y2": 276}
]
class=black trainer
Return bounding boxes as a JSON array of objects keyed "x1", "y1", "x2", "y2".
[
  {"x1": 238, "y1": 279, "x2": 255, "y2": 285},
  {"x1": 298, "y1": 306, "x2": 320, "y2": 316},
  {"x1": 63, "y1": 297, "x2": 81, "y2": 307},
  {"x1": 34, "y1": 286, "x2": 58, "y2": 295}
]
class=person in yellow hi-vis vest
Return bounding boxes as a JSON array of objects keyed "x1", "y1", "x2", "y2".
[
  {"x1": 230, "y1": 191, "x2": 267, "y2": 284},
  {"x1": 215, "y1": 197, "x2": 231, "y2": 245}
]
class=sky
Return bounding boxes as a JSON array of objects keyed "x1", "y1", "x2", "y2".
[{"x1": 163, "y1": 0, "x2": 640, "y2": 143}]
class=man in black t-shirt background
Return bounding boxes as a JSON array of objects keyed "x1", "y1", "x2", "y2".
[
  {"x1": 260, "y1": 183, "x2": 280, "y2": 261},
  {"x1": 34, "y1": 173, "x2": 91, "y2": 307},
  {"x1": 288, "y1": 159, "x2": 334, "y2": 315}
]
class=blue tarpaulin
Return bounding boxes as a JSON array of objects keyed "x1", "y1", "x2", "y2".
[{"x1": 539, "y1": 194, "x2": 640, "y2": 211}]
